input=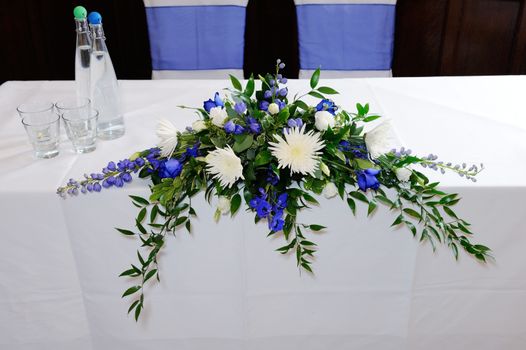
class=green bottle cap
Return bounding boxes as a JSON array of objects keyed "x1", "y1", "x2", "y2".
[{"x1": 73, "y1": 6, "x2": 87, "y2": 19}]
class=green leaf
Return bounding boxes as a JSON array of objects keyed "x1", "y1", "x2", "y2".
[
  {"x1": 144, "y1": 269, "x2": 157, "y2": 283},
  {"x1": 137, "y1": 208, "x2": 147, "y2": 223},
  {"x1": 391, "y1": 214, "x2": 404, "y2": 226},
  {"x1": 233, "y1": 134, "x2": 253, "y2": 153},
  {"x1": 119, "y1": 268, "x2": 139, "y2": 277},
  {"x1": 443, "y1": 206, "x2": 458, "y2": 219},
  {"x1": 244, "y1": 75, "x2": 255, "y2": 96},
  {"x1": 128, "y1": 300, "x2": 139, "y2": 315},
  {"x1": 375, "y1": 195, "x2": 394, "y2": 207},
  {"x1": 129, "y1": 195, "x2": 149, "y2": 206},
  {"x1": 230, "y1": 194, "x2": 242, "y2": 216},
  {"x1": 355, "y1": 158, "x2": 376, "y2": 170},
  {"x1": 309, "y1": 224, "x2": 326, "y2": 231},
  {"x1": 308, "y1": 91, "x2": 325, "y2": 99},
  {"x1": 134, "y1": 302, "x2": 142, "y2": 321},
  {"x1": 350, "y1": 191, "x2": 369, "y2": 204},
  {"x1": 116, "y1": 228, "x2": 135, "y2": 236},
  {"x1": 303, "y1": 193, "x2": 319, "y2": 205},
  {"x1": 254, "y1": 149, "x2": 272, "y2": 166},
  {"x1": 317, "y1": 86, "x2": 338, "y2": 94},
  {"x1": 122, "y1": 286, "x2": 141, "y2": 298},
  {"x1": 150, "y1": 205, "x2": 159, "y2": 223},
  {"x1": 300, "y1": 240, "x2": 317, "y2": 246},
  {"x1": 229, "y1": 74, "x2": 242, "y2": 91},
  {"x1": 363, "y1": 115, "x2": 381, "y2": 122},
  {"x1": 175, "y1": 216, "x2": 188, "y2": 226},
  {"x1": 310, "y1": 68, "x2": 320, "y2": 89},
  {"x1": 294, "y1": 100, "x2": 310, "y2": 111},
  {"x1": 347, "y1": 198, "x2": 356, "y2": 215},
  {"x1": 367, "y1": 201, "x2": 377, "y2": 216},
  {"x1": 403, "y1": 208, "x2": 422, "y2": 220},
  {"x1": 301, "y1": 262, "x2": 313, "y2": 273}
]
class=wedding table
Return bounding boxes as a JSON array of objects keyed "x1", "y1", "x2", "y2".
[{"x1": 1, "y1": 76, "x2": 525, "y2": 350}]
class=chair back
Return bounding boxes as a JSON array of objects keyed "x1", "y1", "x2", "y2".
[
  {"x1": 144, "y1": 0, "x2": 248, "y2": 79},
  {"x1": 294, "y1": 0, "x2": 396, "y2": 78}
]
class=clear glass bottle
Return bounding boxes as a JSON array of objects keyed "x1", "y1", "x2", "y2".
[
  {"x1": 73, "y1": 6, "x2": 91, "y2": 102},
  {"x1": 88, "y1": 11, "x2": 125, "y2": 140}
]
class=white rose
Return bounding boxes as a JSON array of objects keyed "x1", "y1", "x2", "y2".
[
  {"x1": 192, "y1": 120, "x2": 207, "y2": 132},
  {"x1": 322, "y1": 182, "x2": 338, "y2": 198},
  {"x1": 210, "y1": 106, "x2": 228, "y2": 127},
  {"x1": 314, "y1": 111, "x2": 335, "y2": 131},
  {"x1": 268, "y1": 102, "x2": 280, "y2": 115},
  {"x1": 395, "y1": 167, "x2": 412, "y2": 182},
  {"x1": 217, "y1": 196, "x2": 231, "y2": 215},
  {"x1": 364, "y1": 120, "x2": 401, "y2": 159}
]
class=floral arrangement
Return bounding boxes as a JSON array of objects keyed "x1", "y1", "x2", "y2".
[{"x1": 58, "y1": 61, "x2": 491, "y2": 320}]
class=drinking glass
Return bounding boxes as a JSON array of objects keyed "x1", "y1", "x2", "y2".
[
  {"x1": 18, "y1": 102, "x2": 60, "y2": 159},
  {"x1": 62, "y1": 109, "x2": 99, "y2": 153},
  {"x1": 55, "y1": 97, "x2": 91, "y2": 117}
]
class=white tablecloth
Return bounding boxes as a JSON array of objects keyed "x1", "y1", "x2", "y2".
[{"x1": 1, "y1": 77, "x2": 525, "y2": 350}]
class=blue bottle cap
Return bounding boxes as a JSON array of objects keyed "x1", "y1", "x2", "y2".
[{"x1": 88, "y1": 11, "x2": 102, "y2": 25}]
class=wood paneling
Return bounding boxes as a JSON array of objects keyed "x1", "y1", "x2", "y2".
[
  {"x1": 1, "y1": 0, "x2": 526, "y2": 82},
  {"x1": 394, "y1": 0, "x2": 526, "y2": 76}
]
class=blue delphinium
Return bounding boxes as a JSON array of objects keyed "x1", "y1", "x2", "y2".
[
  {"x1": 356, "y1": 169, "x2": 381, "y2": 191},
  {"x1": 249, "y1": 188, "x2": 272, "y2": 218},
  {"x1": 266, "y1": 168, "x2": 279, "y2": 186},
  {"x1": 339, "y1": 141, "x2": 368, "y2": 160},
  {"x1": 250, "y1": 189, "x2": 288, "y2": 232},
  {"x1": 316, "y1": 99, "x2": 337, "y2": 115},
  {"x1": 203, "y1": 92, "x2": 224, "y2": 113},
  {"x1": 246, "y1": 117, "x2": 261, "y2": 134}
]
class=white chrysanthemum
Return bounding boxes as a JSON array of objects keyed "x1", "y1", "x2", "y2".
[
  {"x1": 364, "y1": 120, "x2": 401, "y2": 159},
  {"x1": 205, "y1": 146, "x2": 244, "y2": 188},
  {"x1": 210, "y1": 106, "x2": 228, "y2": 127},
  {"x1": 314, "y1": 111, "x2": 335, "y2": 131},
  {"x1": 156, "y1": 119, "x2": 179, "y2": 157},
  {"x1": 192, "y1": 120, "x2": 207, "y2": 132},
  {"x1": 217, "y1": 196, "x2": 231, "y2": 215},
  {"x1": 269, "y1": 125, "x2": 325, "y2": 175}
]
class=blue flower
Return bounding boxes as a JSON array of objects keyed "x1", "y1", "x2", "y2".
[
  {"x1": 224, "y1": 121, "x2": 245, "y2": 135},
  {"x1": 203, "y1": 92, "x2": 224, "y2": 113},
  {"x1": 276, "y1": 99, "x2": 286, "y2": 111},
  {"x1": 287, "y1": 118, "x2": 303, "y2": 128},
  {"x1": 246, "y1": 117, "x2": 261, "y2": 134},
  {"x1": 266, "y1": 168, "x2": 279, "y2": 185},
  {"x1": 356, "y1": 168, "x2": 380, "y2": 192},
  {"x1": 276, "y1": 192, "x2": 288, "y2": 208},
  {"x1": 135, "y1": 157, "x2": 145, "y2": 167},
  {"x1": 278, "y1": 88, "x2": 288, "y2": 97},
  {"x1": 185, "y1": 143, "x2": 200, "y2": 158},
  {"x1": 159, "y1": 159, "x2": 183, "y2": 179},
  {"x1": 234, "y1": 102, "x2": 247, "y2": 115},
  {"x1": 259, "y1": 100, "x2": 269, "y2": 111},
  {"x1": 316, "y1": 99, "x2": 337, "y2": 115},
  {"x1": 269, "y1": 214, "x2": 285, "y2": 231},
  {"x1": 264, "y1": 90, "x2": 272, "y2": 99}
]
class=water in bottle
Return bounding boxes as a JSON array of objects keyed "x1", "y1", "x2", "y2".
[{"x1": 88, "y1": 11, "x2": 125, "y2": 140}]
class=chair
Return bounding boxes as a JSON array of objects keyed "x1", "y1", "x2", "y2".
[
  {"x1": 294, "y1": 0, "x2": 396, "y2": 78},
  {"x1": 143, "y1": 0, "x2": 248, "y2": 79}
]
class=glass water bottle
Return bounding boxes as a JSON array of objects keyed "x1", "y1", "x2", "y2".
[
  {"x1": 73, "y1": 6, "x2": 91, "y2": 102},
  {"x1": 88, "y1": 11, "x2": 125, "y2": 140}
]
